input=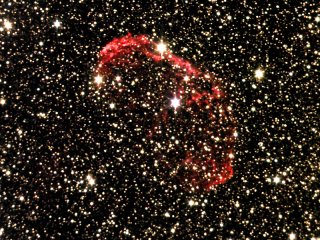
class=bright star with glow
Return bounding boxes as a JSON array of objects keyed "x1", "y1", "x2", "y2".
[
  {"x1": 254, "y1": 68, "x2": 264, "y2": 80},
  {"x1": 184, "y1": 75, "x2": 190, "y2": 81},
  {"x1": 53, "y1": 20, "x2": 62, "y2": 28},
  {"x1": 109, "y1": 103, "x2": 115, "y2": 109},
  {"x1": 94, "y1": 75, "x2": 103, "y2": 85},
  {"x1": 289, "y1": 233, "x2": 296, "y2": 240},
  {"x1": 171, "y1": 96, "x2": 181, "y2": 110},
  {"x1": 4, "y1": 20, "x2": 12, "y2": 30},
  {"x1": 156, "y1": 42, "x2": 167, "y2": 54},
  {"x1": 273, "y1": 176, "x2": 280, "y2": 184}
]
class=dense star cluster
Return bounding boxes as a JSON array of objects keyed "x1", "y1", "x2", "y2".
[{"x1": 0, "y1": 1, "x2": 319, "y2": 239}]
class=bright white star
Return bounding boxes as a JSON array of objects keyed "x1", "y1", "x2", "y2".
[
  {"x1": 156, "y1": 42, "x2": 167, "y2": 54},
  {"x1": 289, "y1": 233, "x2": 296, "y2": 240},
  {"x1": 254, "y1": 68, "x2": 264, "y2": 80},
  {"x1": 94, "y1": 75, "x2": 103, "y2": 85},
  {"x1": 4, "y1": 20, "x2": 12, "y2": 30},
  {"x1": 53, "y1": 20, "x2": 61, "y2": 28},
  {"x1": 171, "y1": 96, "x2": 180, "y2": 109},
  {"x1": 273, "y1": 176, "x2": 280, "y2": 184},
  {"x1": 0, "y1": 98, "x2": 6, "y2": 105}
]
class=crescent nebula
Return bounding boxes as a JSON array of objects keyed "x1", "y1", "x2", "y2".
[{"x1": 93, "y1": 33, "x2": 237, "y2": 191}]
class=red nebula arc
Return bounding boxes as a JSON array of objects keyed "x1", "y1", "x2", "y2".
[{"x1": 95, "y1": 33, "x2": 236, "y2": 191}]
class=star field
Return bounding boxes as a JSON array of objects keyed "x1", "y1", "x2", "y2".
[{"x1": 0, "y1": 1, "x2": 319, "y2": 239}]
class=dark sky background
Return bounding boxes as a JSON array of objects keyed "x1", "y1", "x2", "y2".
[{"x1": 0, "y1": 1, "x2": 319, "y2": 239}]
